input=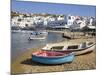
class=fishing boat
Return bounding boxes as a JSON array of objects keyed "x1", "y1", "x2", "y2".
[
  {"x1": 29, "y1": 35, "x2": 46, "y2": 40},
  {"x1": 30, "y1": 31, "x2": 48, "y2": 35},
  {"x1": 32, "y1": 50, "x2": 74, "y2": 64},
  {"x1": 28, "y1": 31, "x2": 48, "y2": 40},
  {"x1": 42, "y1": 42, "x2": 95, "y2": 56}
]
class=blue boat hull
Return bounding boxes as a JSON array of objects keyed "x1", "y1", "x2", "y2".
[{"x1": 32, "y1": 54, "x2": 74, "y2": 64}]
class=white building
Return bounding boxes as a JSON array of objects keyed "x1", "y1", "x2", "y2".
[
  {"x1": 67, "y1": 15, "x2": 76, "y2": 26},
  {"x1": 57, "y1": 16, "x2": 65, "y2": 20},
  {"x1": 89, "y1": 17, "x2": 96, "y2": 26},
  {"x1": 11, "y1": 13, "x2": 96, "y2": 30},
  {"x1": 11, "y1": 15, "x2": 35, "y2": 28}
]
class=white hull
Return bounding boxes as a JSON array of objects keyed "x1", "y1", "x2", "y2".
[
  {"x1": 74, "y1": 44, "x2": 95, "y2": 55},
  {"x1": 29, "y1": 31, "x2": 48, "y2": 40},
  {"x1": 42, "y1": 42, "x2": 96, "y2": 56},
  {"x1": 29, "y1": 36, "x2": 46, "y2": 40}
]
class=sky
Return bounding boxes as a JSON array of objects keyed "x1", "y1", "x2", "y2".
[{"x1": 11, "y1": 0, "x2": 96, "y2": 17}]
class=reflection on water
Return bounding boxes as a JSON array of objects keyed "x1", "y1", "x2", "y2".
[{"x1": 11, "y1": 31, "x2": 65, "y2": 60}]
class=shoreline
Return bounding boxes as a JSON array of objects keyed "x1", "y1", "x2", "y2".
[
  {"x1": 11, "y1": 37, "x2": 96, "y2": 74},
  {"x1": 11, "y1": 31, "x2": 66, "y2": 61},
  {"x1": 12, "y1": 38, "x2": 67, "y2": 62}
]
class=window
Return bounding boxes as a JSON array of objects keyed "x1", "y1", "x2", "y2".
[
  {"x1": 67, "y1": 45, "x2": 78, "y2": 49},
  {"x1": 68, "y1": 16, "x2": 71, "y2": 19},
  {"x1": 51, "y1": 46, "x2": 64, "y2": 50}
]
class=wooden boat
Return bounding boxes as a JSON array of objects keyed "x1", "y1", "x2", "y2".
[
  {"x1": 28, "y1": 31, "x2": 48, "y2": 40},
  {"x1": 32, "y1": 50, "x2": 74, "y2": 64},
  {"x1": 42, "y1": 42, "x2": 95, "y2": 56},
  {"x1": 28, "y1": 35, "x2": 46, "y2": 40},
  {"x1": 30, "y1": 31, "x2": 48, "y2": 35}
]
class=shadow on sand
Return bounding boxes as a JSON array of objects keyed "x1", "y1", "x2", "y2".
[
  {"x1": 21, "y1": 58, "x2": 44, "y2": 66},
  {"x1": 20, "y1": 58, "x2": 72, "y2": 66}
]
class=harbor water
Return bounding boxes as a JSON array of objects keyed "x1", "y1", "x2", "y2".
[{"x1": 11, "y1": 31, "x2": 65, "y2": 60}]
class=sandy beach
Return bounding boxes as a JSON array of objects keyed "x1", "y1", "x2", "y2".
[{"x1": 11, "y1": 37, "x2": 96, "y2": 74}]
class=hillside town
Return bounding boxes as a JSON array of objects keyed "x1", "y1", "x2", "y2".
[{"x1": 11, "y1": 11, "x2": 96, "y2": 31}]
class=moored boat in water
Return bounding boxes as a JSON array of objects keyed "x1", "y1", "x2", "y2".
[
  {"x1": 29, "y1": 35, "x2": 46, "y2": 40},
  {"x1": 28, "y1": 31, "x2": 48, "y2": 40},
  {"x1": 32, "y1": 50, "x2": 74, "y2": 64},
  {"x1": 30, "y1": 31, "x2": 48, "y2": 35}
]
